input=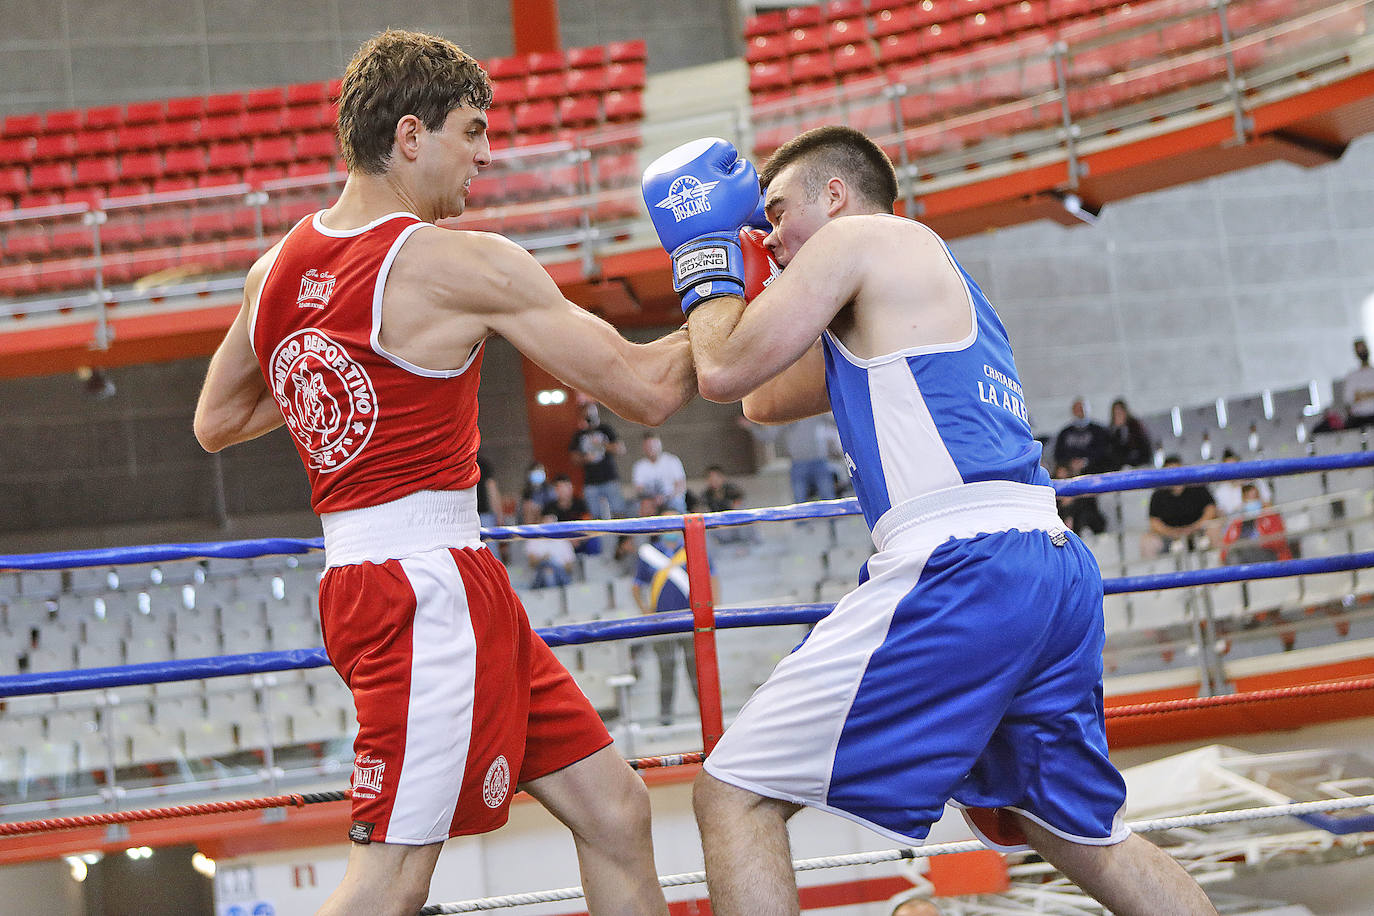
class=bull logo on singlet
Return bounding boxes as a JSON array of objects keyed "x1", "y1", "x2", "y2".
[
  {"x1": 482, "y1": 755, "x2": 510, "y2": 808},
  {"x1": 270, "y1": 328, "x2": 377, "y2": 473}
]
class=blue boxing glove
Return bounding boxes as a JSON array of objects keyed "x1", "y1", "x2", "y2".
[
  {"x1": 746, "y1": 192, "x2": 771, "y2": 232},
  {"x1": 642, "y1": 138, "x2": 760, "y2": 313}
]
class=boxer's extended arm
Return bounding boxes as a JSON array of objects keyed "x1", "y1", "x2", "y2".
[
  {"x1": 689, "y1": 217, "x2": 867, "y2": 404},
  {"x1": 459, "y1": 233, "x2": 696, "y2": 426},
  {"x1": 195, "y1": 259, "x2": 284, "y2": 452}
]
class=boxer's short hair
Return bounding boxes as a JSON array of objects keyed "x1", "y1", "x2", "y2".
[
  {"x1": 760, "y1": 125, "x2": 898, "y2": 210},
  {"x1": 338, "y1": 29, "x2": 493, "y2": 175}
]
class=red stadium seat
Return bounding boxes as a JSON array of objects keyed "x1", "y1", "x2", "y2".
[
  {"x1": 878, "y1": 31, "x2": 926, "y2": 65},
  {"x1": 514, "y1": 101, "x2": 558, "y2": 132},
  {"x1": 566, "y1": 45, "x2": 606, "y2": 69},
  {"x1": 747, "y1": 32, "x2": 789, "y2": 63},
  {"x1": 749, "y1": 60, "x2": 791, "y2": 93},
  {"x1": 45, "y1": 109, "x2": 82, "y2": 133},
  {"x1": 242, "y1": 109, "x2": 283, "y2": 136},
  {"x1": 43, "y1": 264, "x2": 98, "y2": 291},
  {"x1": 287, "y1": 159, "x2": 332, "y2": 179},
  {"x1": 327, "y1": 78, "x2": 342, "y2": 100},
  {"x1": 607, "y1": 39, "x2": 647, "y2": 63},
  {"x1": 155, "y1": 120, "x2": 200, "y2": 147},
  {"x1": 923, "y1": 22, "x2": 961, "y2": 53},
  {"x1": 870, "y1": 5, "x2": 918, "y2": 38},
  {"x1": 114, "y1": 126, "x2": 158, "y2": 153},
  {"x1": 603, "y1": 90, "x2": 643, "y2": 122},
  {"x1": 485, "y1": 107, "x2": 515, "y2": 138},
  {"x1": 3, "y1": 223, "x2": 50, "y2": 259},
  {"x1": 163, "y1": 147, "x2": 208, "y2": 176},
  {"x1": 17, "y1": 191, "x2": 62, "y2": 210},
  {"x1": 486, "y1": 55, "x2": 528, "y2": 81},
  {"x1": 911, "y1": 0, "x2": 950, "y2": 29},
  {"x1": 250, "y1": 136, "x2": 293, "y2": 165},
  {"x1": 961, "y1": 10, "x2": 1006, "y2": 45},
  {"x1": 605, "y1": 62, "x2": 647, "y2": 91},
  {"x1": 0, "y1": 263, "x2": 41, "y2": 296},
  {"x1": 245, "y1": 164, "x2": 287, "y2": 185},
  {"x1": 77, "y1": 129, "x2": 119, "y2": 155},
  {"x1": 493, "y1": 77, "x2": 527, "y2": 107},
  {"x1": 165, "y1": 96, "x2": 206, "y2": 121},
  {"x1": 1047, "y1": 0, "x2": 1094, "y2": 21},
  {"x1": 142, "y1": 216, "x2": 186, "y2": 244},
  {"x1": 826, "y1": 0, "x2": 867, "y2": 20},
  {"x1": 246, "y1": 87, "x2": 286, "y2": 110},
  {"x1": 286, "y1": 82, "x2": 327, "y2": 107},
  {"x1": 0, "y1": 138, "x2": 34, "y2": 164},
  {"x1": 74, "y1": 156, "x2": 119, "y2": 187},
  {"x1": 207, "y1": 141, "x2": 250, "y2": 173},
  {"x1": 527, "y1": 51, "x2": 566, "y2": 74},
  {"x1": 3, "y1": 114, "x2": 42, "y2": 138},
  {"x1": 791, "y1": 51, "x2": 836, "y2": 86},
  {"x1": 33, "y1": 134, "x2": 78, "y2": 161},
  {"x1": 205, "y1": 92, "x2": 244, "y2": 115},
  {"x1": 833, "y1": 42, "x2": 879, "y2": 77},
  {"x1": 1004, "y1": 0, "x2": 1050, "y2": 33},
  {"x1": 49, "y1": 225, "x2": 95, "y2": 254},
  {"x1": 746, "y1": 10, "x2": 787, "y2": 38},
  {"x1": 525, "y1": 73, "x2": 566, "y2": 102},
  {"x1": 201, "y1": 114, "x2": 246, "y2": 143},
  {"x1": 566, "y1": 67, "x2": 607, "y2": 97},
  {"x1": 788, "y1": 25, "x2": 828, "y2": 54},
  {"x1": 557, "y1": 96, "x2": 600, "y2": 129},
  {"x1": 826, "y1": 18, "x2": 867, "y2": 46},
  {"x1": 151, "y1": 176, "x2": 195, "y2": 193},
  {"x1": 119, "y1": 151, "x2": 163, "y2": 182},
  {"x1": 122, "y1": 101, "x2": 162, "y2": 127},
  {"x1": 1162, "y1": 17, "x2": 1223, "y2": 52},
  {"x1": 29, "y1": 162, "x2": 74, "y2": 192},
  {"x1": 294, "y1": 131, "x2": 335, "y2": 161},
  {"x1": 785, "y1": 5, "x2": 824, "y2": 28}
]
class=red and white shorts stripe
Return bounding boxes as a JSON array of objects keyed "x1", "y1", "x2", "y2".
[{"x1": 320, "y1": 544, "x2": 611, "y2": 845}]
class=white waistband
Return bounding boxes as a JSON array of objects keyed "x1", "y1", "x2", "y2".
[
  {"x1": 869, "y1": 480, "x2": 1064, "y2": 554},
  {"x1": 321, "y1": 488, "x2": 482, "y2": 568}
]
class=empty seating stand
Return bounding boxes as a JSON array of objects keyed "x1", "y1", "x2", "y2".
[
  {"x1": 0, "y1": 40, "x2": 649, "y2": 301},
  {"x1": 743, "y1": 0, "x2": 1329, "y2": 159}
]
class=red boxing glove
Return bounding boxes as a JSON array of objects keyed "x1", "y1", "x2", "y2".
[{"x1": 739, "y1": 227, "x2": 780, "y2": 303}]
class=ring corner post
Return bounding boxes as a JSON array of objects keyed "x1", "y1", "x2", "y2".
[{"x1": 683, "y1": 514, "x2": 725, "y2": 754}]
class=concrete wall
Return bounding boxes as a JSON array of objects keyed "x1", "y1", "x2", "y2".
[
  {"x1": 0, "y1": 0, "x2": 738, "y2": 117},
  {"x1": 949, "y1": 133, "x2": 1374, "y2": 435}
]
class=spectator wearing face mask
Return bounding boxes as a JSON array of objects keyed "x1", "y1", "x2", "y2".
[
  {"x1": 1221, "y1": 483, "x2": 1291, "y2": 564},
  {"x1": 1213, "y1": 448, "x2": 1272, "y2": 517},
  {"x1": 520, "y1": 461, "x2": 556, "y2": 524},
  {"x1": 1054, "y1": 397, "x2": 1112, "y2": 474}
]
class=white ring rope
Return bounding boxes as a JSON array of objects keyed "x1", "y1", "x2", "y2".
[{"x1": 418, "y1": 794, "x2": 1374, "y2": 914}]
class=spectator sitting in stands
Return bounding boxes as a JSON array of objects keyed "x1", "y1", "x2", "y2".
[
  {"x1": 1342, "y1": 338, "x2": 1374, "y2": 429},
  {"x1": 1054, "y1": 463, "x2": 1107, "y2": 535},
  {"x1": 693, "y1": 464, "x2": 750, "y2": 544},
  {"x1": 1212, "y1": 448, "x2": 1273, "y2": 517},
  {"x1": 632, "y1": 433, "x2": 687, "y2": 515},
  {"x1": 544, "y1": 473, "x2": 599, "y2": 555},
  {"x1": 1054, "y1": 397, "x2": 1112, "y2": 474},
  {"x1": 1220, "y1": 483, "x2": 1291, "y2": 565},
  {"x1": 1106, "y1": 398, "x2": 1153, "y2": 469},
  {"x1": 520, "y1": 461, "x2": 557, "y2": 524},
  {"x1": 525, "y1": 515, "x2": 577, "y2": 589},
  {"x1": 1141, "y1": 455, "x2": 1221, "y2": 557}
]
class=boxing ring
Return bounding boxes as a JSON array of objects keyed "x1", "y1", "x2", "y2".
[{"x1": 2, "y1": 452, "x2": 1374, "y2": 913}]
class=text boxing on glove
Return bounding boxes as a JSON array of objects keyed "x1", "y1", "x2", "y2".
[
  {"x1": 740, "y1": 227, "x2": 780, "y2": 303},
  {"x1": 642, "y1": 138, "x2": 760, "y2": 313}
]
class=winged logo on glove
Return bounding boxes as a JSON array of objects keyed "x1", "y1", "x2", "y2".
[{"x1": 655, "y1": 175, "x2": 720, "y2": 222}]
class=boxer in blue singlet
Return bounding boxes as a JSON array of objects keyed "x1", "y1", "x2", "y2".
[{"x1": 641, "y1": 127, "x2": 1216, "y2": 916}]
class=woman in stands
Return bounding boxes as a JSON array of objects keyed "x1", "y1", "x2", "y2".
[{"x1": 1107, "y1": 399, "x2": 1153, "y2": 470}]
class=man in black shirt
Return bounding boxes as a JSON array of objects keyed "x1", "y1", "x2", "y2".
[
  {"x1": 1142, "y1": 455, "x2": 1220, "y2": 557},
  {"x1": 569, "y1": 402, "x2": 627, "y2": 518},
  {"x1": 1054, "y1": 397, "x2": 1113, "y2": 474}
]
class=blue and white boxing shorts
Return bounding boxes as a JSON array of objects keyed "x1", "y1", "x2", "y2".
[{"x1": 703, "y1": 482, "x2": 1130, "y2": 851}]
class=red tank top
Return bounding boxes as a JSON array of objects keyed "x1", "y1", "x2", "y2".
[{"x1": 252, "y1": 211, "x2": 482, "y2": 514}]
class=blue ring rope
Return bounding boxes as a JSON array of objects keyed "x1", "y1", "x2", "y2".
[
  {"x1": 3, "y1": 550, "x2": 1371, "y2": 698},
  {"x1": 2, "y1": 451, "x2": 1370, "y2": 570}
]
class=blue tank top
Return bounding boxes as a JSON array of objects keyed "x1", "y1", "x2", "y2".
[{"x1": 822, "y1": 222, "x2": 1050, "y2": 533}]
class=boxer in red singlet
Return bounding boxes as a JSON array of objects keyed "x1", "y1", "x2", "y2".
[{"x1": 194, "y1": 29, "x2": 691, "y2": 916}]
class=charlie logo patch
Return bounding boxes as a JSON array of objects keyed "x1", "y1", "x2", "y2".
[
  {"x1": 297, "y1": 269, "x2": 336, "y2": 309},
  {"x1": 655, "y1": 175, "x2": 719, "y2": 222},
  {"x1": 482, "y1": 755, "x2": 511, "y2": 808},
  {"x1": 350, "y1": 754, "x2": 385, "y2": 799},
  {"x1": 270, "y1": 329, "x2": 377, "y2": 473},
  {"x1": 348, "y1": 821, "x2": 375, "y2": 844}
]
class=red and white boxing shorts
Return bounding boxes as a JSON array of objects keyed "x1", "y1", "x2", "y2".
[{"x1": 318, "y1": 489, "x2": 612, "y2": 845}]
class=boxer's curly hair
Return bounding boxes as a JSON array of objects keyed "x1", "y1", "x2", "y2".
[
  {"x1": 337, "y1": 29, "x2": 493, "y2": 175},
  {"x1": 759, "y1": 125, "x2": 898, "y2": 211}
]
